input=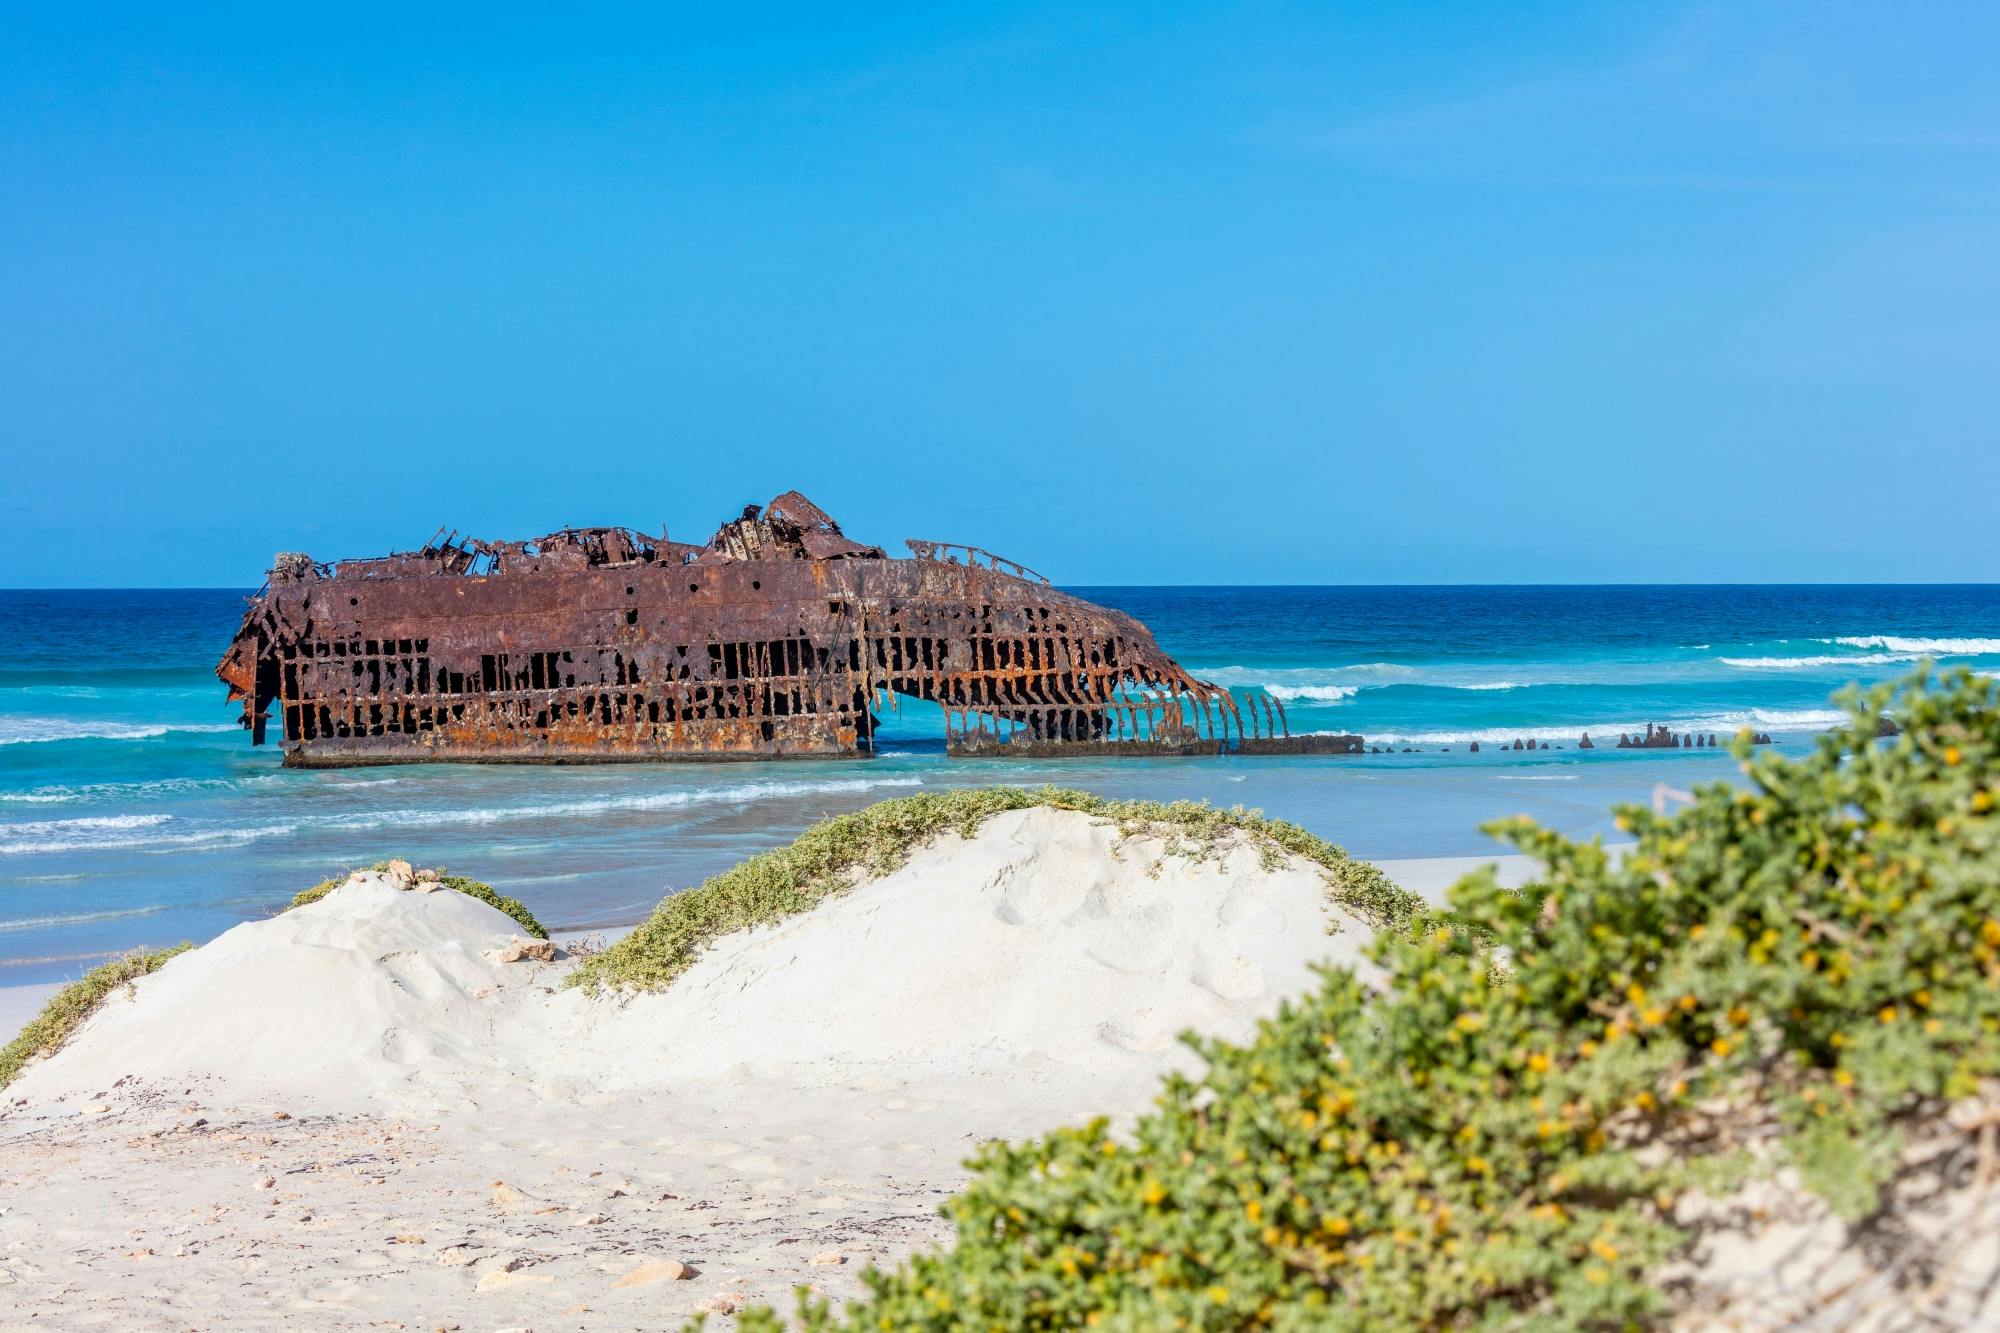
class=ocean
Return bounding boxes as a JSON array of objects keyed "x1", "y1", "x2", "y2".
[{"x1": 2, "y1": 584, "x2": 1995, "y2": 987}]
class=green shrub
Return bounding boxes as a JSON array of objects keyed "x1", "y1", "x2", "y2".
[
  {"x1": 569, "y1": 785, "x2": 1419, "y2": 996},
  {"x1": 736, "y1": 667, "x2": 2000, "y2": 1331},
  {"x1": 289, "y1": 863, "x2": 547, "y2": 939},
  {"x1": 0, "y1": 945, "x2": 193, "y2": 1089}
]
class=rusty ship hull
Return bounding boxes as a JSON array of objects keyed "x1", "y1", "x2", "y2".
[{"x1": 216, "y1": 492, "x2": 1357, "y2": 767}]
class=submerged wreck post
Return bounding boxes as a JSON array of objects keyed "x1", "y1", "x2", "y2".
[{"x1": 216, "y1": 492, "x2": 1363, "y2": 767}]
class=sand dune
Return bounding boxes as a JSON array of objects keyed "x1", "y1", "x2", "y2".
[{"x1": 0, "y1": 807, "x2": 1380, "y2": 1328}]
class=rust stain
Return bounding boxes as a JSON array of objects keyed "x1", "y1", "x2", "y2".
[{"x1": 216, "y1": 491, "x2": 1361, "y2": 766}]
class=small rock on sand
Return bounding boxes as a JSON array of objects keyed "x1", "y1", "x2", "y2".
[
  {"x1": 254, "y1": 1176, "x2": 276, "y2": 1190},
  {"x1": 483, "y1": 937, "x2": 557, "y2": 964},
  {"x1": 614, "y1": 1258, "x2": 693, "y2": 1286},
  {"x1": 697, "y1": 1295, "x2": 742, "y2": 1316},
  {"x1": 808, "y1": 1251, "x2": 845, "y2": 1266},
  {"x1": 489, "y1": 1180, "x2": 528, "y2": 1206},
  {"x1": 476, "y1": 1268, "x2": 553, "y2": 1293}
]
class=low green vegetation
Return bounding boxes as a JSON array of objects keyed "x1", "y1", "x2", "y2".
[
  {"x1": 289, "y1": 863, "x2": 547, "y2": 939},
  {"x1": 569, "y1": 786, "x2": 1419, "y2": 995},
  {"x1": 0, "y1": 945, "x2": 192, "y2": 1090},
  {"x1": 725, "y1": 667, "x2": 1999, "y2": 1330}
]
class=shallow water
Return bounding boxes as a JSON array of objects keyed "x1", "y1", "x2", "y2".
[{"x1": 2, "y1": 585, "x2": 1994, "y2": 985}]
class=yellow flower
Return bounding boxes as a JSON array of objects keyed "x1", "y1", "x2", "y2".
[
  {"x1": 1142, "y1": 1180, "x2": 1166, "y2": 1207},
  {"x1": 1207, "y1": 1285, "x2": 1230, "y2": 1304},
  {"x1": 1712, "y1": 1036, "x2": 1734, "y2": 1057},
  {"x1": 1579, "y1": 1040, "x2": 1599, "y2": 1057},
  {"x1": 1590, "y1": 1238, "x2": 1620, "y2": 1262},
  {"x1": 1633, "y1": 1090, "x2": 1657, "y2": 1111},
  {"x1": 1323, "y1": 1216, "x2": 1352, "y2": 1236},
  {"x1": 1944, "y1": 746, "x2": 1962, "y2": 766},
  {"x1": 1879, "y1": 1006, "x2": 1899, "y2": 1024},
  {"x1": 1728, "y1": 1005, "x2": 1751, "y2": 1027},
  {"x1": 1833, "y1": 1068, "x2": 1855, "y2": 1088},
  {"x1": 1246, "y1": 1200, "x2": 1262, "y2": 1223}
]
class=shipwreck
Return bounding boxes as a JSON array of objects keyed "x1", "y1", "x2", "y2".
[{"x1": 216, "y1": 492, "x2": 1360, "y2": 767}]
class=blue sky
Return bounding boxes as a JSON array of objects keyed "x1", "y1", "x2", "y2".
[{"x1": 3, "y1": 2, "x2": 1996, "y2": 586}]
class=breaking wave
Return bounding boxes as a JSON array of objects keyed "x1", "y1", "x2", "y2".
[
  {"x1": 1826, "y1": 636, "x2": 2000, "y2": 655},
  {"x1": 1263, "y1": 684, "x2": 1360, "y2": 702},
  {"x1": 0, "y1": 718, "x2": 240, "y2": 746},
  {"x1": 1201, "y1": 665, "x2": 1537, "y2": 697},
  {"x1": 0, "y1": 906, "x2": 167, "y2": 934},
  {"x1": 0, "y1": 777, "x2": 926, "y2": 857},
  {"x1": 1720, "y1": 653, "x2": 1919, "y2": 669},
  {"x1": 0, "y1": 774, "x2": 295, "y2": 806}
]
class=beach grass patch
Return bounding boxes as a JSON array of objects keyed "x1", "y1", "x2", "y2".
[
  {"x1": 568, "y1": 785, "x2": 1418, "y2": 995},
  {"x1": 726, "y1": 666, "x2": 2000, "y2": 1331},
  {"x1": 288, "y1": 864, "x2": 547, "y2": 939},
  {"x1": 0, "y1": 945, "x2": 193, "y2": 1090}
]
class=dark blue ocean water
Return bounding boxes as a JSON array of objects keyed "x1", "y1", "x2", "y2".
[{"x1": 3, "y1": 585, "x2": 1995, "y2": 986}]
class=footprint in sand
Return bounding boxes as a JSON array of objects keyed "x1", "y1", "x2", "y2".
[
  {"x1": 878, "y1": 1097, "x2": 939, "y2": 1114},
  {"x1": 1095, "y1": 1012, "x2": 1174, "y2": 1053},
  {"x1": 380, "y1": 1027, "x2": 426, "y2": 1065},
  {"x1": 724, "y1": 1152, "x2": 783, "y2": 1176},
  {"x1": 1191, "y1": 950, "x2": 1266, "y2": 1001},
  {"x1": 1083, "y1": 903, "x2": 1174, "y2": 973}
]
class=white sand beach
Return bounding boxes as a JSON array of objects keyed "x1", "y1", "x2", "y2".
[{"x1": 0, "y1": 809, "x2": 1482, "y2": 1329}]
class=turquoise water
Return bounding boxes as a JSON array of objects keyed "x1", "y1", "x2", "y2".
[{"x1": 2, "y1": 585, "x2": 1995, "y2": 986}]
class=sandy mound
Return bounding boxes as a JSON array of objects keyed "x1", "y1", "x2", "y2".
[
  {"x1": 9, "y1": 870, "x2": 555, "y2": 1104},
  {"x1": 569, "y1": 805, "x2": 1378, "y2": 1089},
  {"x1": 11, "y1": 808, "x2": 1372, "y2": 1113},
  {"x1": 0, "y1": 808, "x2": 1377, "y2": 1328}
]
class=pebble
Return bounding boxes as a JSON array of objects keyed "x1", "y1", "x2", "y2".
[
  {"x1": 614, "y1": 1258, "x2": 693, "y2": 1286},
  {"x1": 808, "y1": 1251, "x2": 845, "y2": 1266}
]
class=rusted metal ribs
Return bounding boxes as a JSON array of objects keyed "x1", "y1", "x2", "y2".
[{"x1": 215, "y1": 491, "x2": 1362, "y2": 767}]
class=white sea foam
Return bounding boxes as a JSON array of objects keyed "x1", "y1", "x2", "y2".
[
  {"x1": 309, "y1": 776, "x2": 925, "y2": 833},
  {"x1": 0, "y1": 777, "x2": 926, "y2": 856},
  {"x1": 1826, "y1": 636, "x2": 2000, "y2": 655},
  {"x1": 1263, "y1": 684, "x2": 1360, "y2": 702},
  {"x1": 0, "y1": 906, "x2": 167, "y2": 934},
  {"x1": 1201, "y1": 664, "x2": 1536, "y2": 697},
  {"x1": 0, "y1": 814, "x2": 172, "y2": 840},
  {"x1": 0, "y1": 719, "x2": 239, "y2": 746},
  {"x1": 1720, "y1": 653, "x2": 1919, "y2": 669},
  {"x1": 0, "y1": 774, "x2": 292, "y2": 805}
]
